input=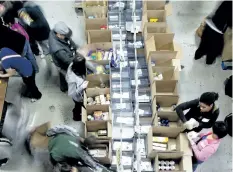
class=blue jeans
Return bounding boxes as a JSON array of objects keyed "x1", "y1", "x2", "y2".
[
  {"x1": 22, "y1": 40, "x2": 39, "y2": 73},
  {"x1": 193, "y1": 160, "x2": 203, "y2": 171}
]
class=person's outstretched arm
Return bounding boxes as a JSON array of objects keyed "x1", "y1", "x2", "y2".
[{"x1": 175, "y1": 99, "x2": 199, "y2": 122}]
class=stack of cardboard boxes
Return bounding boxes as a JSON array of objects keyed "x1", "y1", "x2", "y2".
[
  {"x1": 142, "y1": 1, "x2": 193, "y2": 171},
  {"x1": 81, "y1": 0, "x2": 113, "y2": 165}
]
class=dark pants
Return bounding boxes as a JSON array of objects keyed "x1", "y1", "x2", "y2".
[
  {"x1": 73, "y1": 100, "x2": 83, "y2": 121},
  {"x1": 59, "y1": 72, "x2": 68, "y2": 92},
  {"x1": 29, "y1": 37, "x2": 40, "y2": 56},
  {"x1": 195, "y1": 24, "x2": 224, "y2": 64},
  {"x1": 22, "y1": 73, "x2": 42, "y2": 99}
]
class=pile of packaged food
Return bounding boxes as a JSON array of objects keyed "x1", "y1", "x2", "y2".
[
  {"x1": 88, "y1": 49, "x2": 113, "y2": 61},
  {"x1": 87, "y1": 111, "x2": 110, "y2": 121},
  {"x1": 87, "y1": 94, "x2": 111, "y2": 105}
]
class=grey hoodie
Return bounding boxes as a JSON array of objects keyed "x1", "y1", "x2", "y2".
[{"x1": 66, "y1": 63, "x2": 85, "y2": 102}]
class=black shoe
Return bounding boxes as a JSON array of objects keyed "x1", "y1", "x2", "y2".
[
  {"x1": 0, "y1": 158, "x2": 9, "y2": 167},
  {"x1": 194, "y1": 50, "x2": 204, "y2": 60},
  {"x1": 206, "y1": 59, "x2": 216, "y2": 65}
]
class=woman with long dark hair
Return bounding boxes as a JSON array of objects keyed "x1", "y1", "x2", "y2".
[{"x1": 66, "y1": 55, "x2": 89, "y2": 121}]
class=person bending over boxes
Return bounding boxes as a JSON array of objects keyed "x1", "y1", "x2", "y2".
[{"x1": 175, "y1": 92, "x2": 219, "y2": 132}]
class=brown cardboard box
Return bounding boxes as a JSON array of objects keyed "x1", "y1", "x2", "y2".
[
  {"x1": 142, "y1": 10, "x2": 166, "y2": 28},
  {"x1": 0, "y1": 79, "x2": 8, "y2": 120},
  {"x1": 145, "y1": 34, "x2": 175, "y2": 52},
  {"x1": 83, "y1": 0, "x2": 107, "y2": 7},
  {"x1": 146, "y1": 51, "x2": 181, "y2": 74},
  {"x1": 154, "y1": 152, "x2": 193, "y2": 172},
  {"x1": 222, "y1": 28, "x2": 232, "y2": 62},
  {"x1": 150, "y1": 79, "x2": 178, "y2": 97},
  {"x1": 87, "y1": 30, "x2": 112, "y2": 44},
  {"x1": 143, "y1": 22, "x2": 170, "y2": 40},
  {"x1": 85, "y1": 18, "x2": 108, "y2": 30},
  {"x1": 152, "y1": 95, "x2": 180, "y2": 120},
  {"x1": 84, "y1": 6, "x2": 107, "y2": 19},
  {"x1": 86, "y1": 74, "x2": 110, "y2": 88},
  {"x1": 82, "y1": 105, "x2": 112, "y2": 122},
  {"x1": 88, "y1": 140, "x2": 112, "y2": 164},
  {"x1": 148, "y1": 66, "x2": 179, "y2": 84},
  {"x1": 143, "y1": 1, "x2": 172, "y2": 16},
  {"x1": 80, "y1": 42, "x2": 112, "y2": 65},
  {"x1": 83, "y1": 87, "x2": 110, "y2": 107},
  {"x1": 85, "y1": 120, "x2": 112, "y2": 139},
  {"x1": 147, "y1": 127, "x2": 192, "y2": 158}
]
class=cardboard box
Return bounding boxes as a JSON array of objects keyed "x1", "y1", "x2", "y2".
[
  {"x1": 151, "y1": 80, "x2": 178, "y2": 96},
  {"x1": 145, "y1": 34, "x2": 175, "y2": 52},
  {"x1": 147, "y1": 127, "x2": 192, "y2": 158},
  {"x1": 0, "y1": 78, "x2": 8, "y2": 120},
  {"x1": 148, "y1": 66, "x2": 179, "y2": 84},
  {"x1": 83, "y1": 0, "x2": 107, "y2": 7},
  {"x1": 88, "y1": 140, "x2": 112, "y2": 164},
  {"x1": 154, "y1": 152, "x2": 193, "y2": 172},
  {"x1": 142, "y1": 10, "x2": 166, "y2": 29},
  {"x1": 85, "y1": 120, "x2": 112, "y2": 139},
  {"x1": 152, "y1": 95, "x2": 180, "y2": 119},
  {"x1": 84, "y1": 6, "x2": 107, "y2": 19},
  {"x1": 87, "y1": 30, "x2": 112, "y2": 44},
  {"x1": 85, "y1": 18, "x2": 108, "y2": 31},
  {"x1": 143, "y1": 22, "x2": 170, "y2": 40},
  {"x1": 80, "y1": 42, "x2": 112, "y2": 65},
  {"x1": 82, "y1": 105, "x2": 112, "y2": 122},
  {"x1": 86, "y1": 74, "x2": 110, "y2": 88},
  {"x1": 146, "y1": 51, "x2": 181, "y2": 73},
  {"x1": 143, "y1": 1, "x2": 172, "y2": 16}
]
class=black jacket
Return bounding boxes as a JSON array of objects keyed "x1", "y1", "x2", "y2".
[
  {"x1": 175, "y1": 99, "x2": 219, "y2": 129},
  {"x1": 0, "y1": 23, "x2": 26, "y2": 55},
  {"x1": 49, "y1": 31, "x2": 77, "y2": 70},
  {"x1": 20, "y1": 2, "x2": 50, "y2": 41},
  {"x1": 211, "y1": 1, "x2": 232, "y2": 33}
]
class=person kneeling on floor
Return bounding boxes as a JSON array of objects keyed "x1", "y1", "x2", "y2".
[
  {"x1": 0, "y1": 47, "x2": 42, "y2": 102},
  {"x1": 26, "y1": 123, "x2": 114, "y2": 172}
]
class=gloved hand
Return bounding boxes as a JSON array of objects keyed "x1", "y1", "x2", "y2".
[
  {"x1": 187, "y1": 133, "x2": 196, "y2": 146},
  {"x1": 184, "y1": 118, "x2": 199, "y2": 130}
]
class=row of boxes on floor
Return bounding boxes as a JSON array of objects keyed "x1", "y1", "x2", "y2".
[{"x1": 141, "y1": 1, "x2": 193, "y2": 172}]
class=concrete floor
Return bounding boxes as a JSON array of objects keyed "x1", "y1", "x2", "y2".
[{"x1": 0, "y1": 1, "x2": 232, "y2": 172}]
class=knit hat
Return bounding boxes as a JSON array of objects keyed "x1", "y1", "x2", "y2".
[{"x1": 53, "y1": 21, "x2": 69, "y2": 35}]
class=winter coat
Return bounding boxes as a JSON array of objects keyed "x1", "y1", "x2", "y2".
[
  {"x1": 19, "y1": 2, "x2": 50, "y2": 41},
  {"x1": 0, "y1": 22, "x2": 26, "y2": 55},
  {"x1": 66, "y1": 63, "x2": 86, "y2": 102},
  {"x1": 206, "y1": 1, "x2": 232, "y2": 34},
  {"x1": 49, "y1": 31, "x2": 77, "y2": 70}
]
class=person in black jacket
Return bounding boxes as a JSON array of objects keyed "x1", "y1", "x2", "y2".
[
  {"x1": 18, "y1": 1, "x2": 50, "y2": 58},
  {"x1": 176, "y1": 92, "x2": 219, "y2": 132},
  {"x1": 0, "y1": 18, "x2": 38, "y2": 72},
  {"x1": 195, "y1": 1, "x2": 232, "y2": 64}
]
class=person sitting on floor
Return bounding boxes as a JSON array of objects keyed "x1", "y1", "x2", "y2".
[
  {"x1": 0, "y1": 47, "x2": 42, "y2": 101},
  {"x1": 187, "y1": 121, "x2": 229, "y2": 171},
  {"x1": 175, "y1": 92, "x2": 219, "y2": 132}
]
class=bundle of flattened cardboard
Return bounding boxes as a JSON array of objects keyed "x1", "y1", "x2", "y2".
[
  {"x1": 142, "y1": 1, "x2": 193, "y2": 171},
  {"x1": 0, "y1": 78, "x2": 8, "y2": 124},
  {"x1": 81, "y1": 0, "x2": 113, "y2": 165}
]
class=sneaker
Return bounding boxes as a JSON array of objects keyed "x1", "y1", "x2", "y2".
[{"x1": 0, "y1": 158, "x2": 9, "y2": 167}]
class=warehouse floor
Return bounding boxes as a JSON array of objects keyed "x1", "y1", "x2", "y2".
[{"x1": 1, "y1": 1, "x2": 232, "y2": 172}]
